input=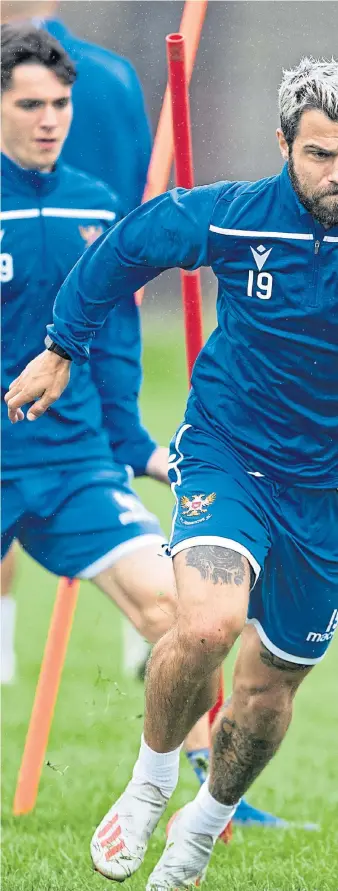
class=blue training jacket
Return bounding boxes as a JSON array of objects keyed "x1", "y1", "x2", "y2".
[
  {"x1": 1, "y1": 153, "x2": 156, "y2": 477},
  {"x1": 47, "y1": 165, "x2": 338, "y2": 488},
  {"x1": 45, "y1": 19, "x2": 152, "y2": 214}
]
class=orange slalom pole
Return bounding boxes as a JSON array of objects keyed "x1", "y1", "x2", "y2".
[
  {"x1": 166, "y1": 32, "x2": 225, "y2": 725},
  {"x1": 13, "y1": 577, "x2": 79, "y2": 815}
]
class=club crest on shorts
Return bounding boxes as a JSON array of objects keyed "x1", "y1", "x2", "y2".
[
  {"x1": 79, "y1": 225, "x2": 103, "y2": 247},
  {"x1": 180, "y1": 492, "x2": 216, "y2": 524}
]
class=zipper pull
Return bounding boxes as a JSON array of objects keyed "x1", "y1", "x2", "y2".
[{"x1": 314, "y1": 240, "x2": 321, "y2": 255}]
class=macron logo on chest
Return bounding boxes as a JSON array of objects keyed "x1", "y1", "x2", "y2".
[{"x1": 250, "y1": 244, "x2": 272, "y2": 271}]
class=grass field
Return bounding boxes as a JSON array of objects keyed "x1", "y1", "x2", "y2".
[{"x1": 2, "y1": 324, "x2": 338, "y2": 891}]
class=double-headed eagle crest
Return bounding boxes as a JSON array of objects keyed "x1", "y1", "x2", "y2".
[
  {"x1": 180, "y1": 493, "x2": 216, "y2": 517},
  {"x1": 79, "y1": 225, "x2": 103, "y2": 247}
]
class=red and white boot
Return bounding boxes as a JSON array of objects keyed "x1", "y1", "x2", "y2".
[{"x1": 91, "y1": 780, "x2": 168, "y2": 881}]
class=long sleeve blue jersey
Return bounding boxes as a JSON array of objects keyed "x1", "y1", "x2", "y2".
[
  {"x1": 45, "y1": 19, "x2": 152, "y2": 213},
  {"x1": 47, "y1": 165, "x2": 338, "y2": 488},
  {"x1": 1, "y1": 153, "x2": 156, "y2": 477}
]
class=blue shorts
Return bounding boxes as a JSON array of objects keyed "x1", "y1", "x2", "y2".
[
  {"x1": 1, "y1": 461, "x2": 163, "y2": 578},
  {"x1": 168, "y1": 424, "x2": 338, "y2": 665}
]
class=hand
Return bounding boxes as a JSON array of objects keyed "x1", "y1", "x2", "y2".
[
  {"x1": 145, "y1": 446, "x2": 170, "y2": 485},
  {"x1": 5, "y1": 350, "x2": 71, "y2": 423}
]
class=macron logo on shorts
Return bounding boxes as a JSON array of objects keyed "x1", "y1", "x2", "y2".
[{"x1": 306, "y1": 609, "x2": 338, "y2": 643}]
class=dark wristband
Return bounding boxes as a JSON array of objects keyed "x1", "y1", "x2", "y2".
[{"x1": 44, "y1": 335, "x2": 72, "y2": 361}]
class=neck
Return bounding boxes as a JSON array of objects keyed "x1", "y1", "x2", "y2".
[{"x1": 2, "y1": 147, "x2": 54, "y2": 174}]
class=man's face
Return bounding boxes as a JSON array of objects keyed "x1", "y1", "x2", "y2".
[
  {"x1": 1, "y1": 63, "x2": 72, "y2": 172},
  {"x1": 277, "y1": 109, "x2": 338, "y2": 227}
]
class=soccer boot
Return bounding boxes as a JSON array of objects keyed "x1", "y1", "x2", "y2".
[
  {"x1": 233, "y1": 798, "x2": 289, "y2": 827},
  {"x1": 146, "y1": 805, "x2": 216, "y2": 890},
  {"x1": 233, "y1": 799, "x2": 319, "y2": 830},
  {"x1": 91, "y1": 780, "x2": 168, "y2": 881}
]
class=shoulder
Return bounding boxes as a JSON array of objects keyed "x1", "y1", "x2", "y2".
[
  {"x1": 210, "y1": 174, "x2": 281, "y2": 230},
  {"x1": 212, "y1": 174, "x2": 279, "y2": 208},
  {"x1": 46, "y1": 20, "x2": 142, "y2": 94},
  {"x1": 58, "y1": 164, "x2": 123, "y2": 218},
  {"x1": 70, "y1": 35, "x2": 141, "y2": 95}
]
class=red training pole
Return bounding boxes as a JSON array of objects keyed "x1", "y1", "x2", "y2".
[
  {"x1": 136, "y1": 0, "x2": 208, "y2": 306},
  {"x1": 166, "y1": 33, "x2": 225, "y2": 722},
  {"x1": 166, "y1": 33, "x2": 203, "y2": 379},
  {"x1": 144, "y1": 0, "x2": 208, "y2": 203}
]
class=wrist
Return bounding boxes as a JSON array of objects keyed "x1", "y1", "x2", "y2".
[
  {"x1": 44, "y1": 335, "x2": 72, "y2": 361},
  {"x1": 146, "y1": 446, "x2": 170, "y2": 484}
]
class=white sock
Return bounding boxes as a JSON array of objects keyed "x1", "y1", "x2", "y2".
[
  {"x1": 132, "y1": 734, "x2": 181, "y2": 799},
  {"x1": 181, "y1": 780, "x2": 240, "y2": 840},
  {"x1": 122, "y1": 619, "x2": 150, "y2": 675},
  {"x1": 1, "y1": 595, "x2": 16, "y2": 653},
  {"x1": 1, "y1": 595, "x2": 17, "y2": 684}
]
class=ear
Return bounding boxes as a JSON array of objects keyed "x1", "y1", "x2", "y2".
[{"x1": 276, "y1": 128, "x2": 289, "y2": 161}]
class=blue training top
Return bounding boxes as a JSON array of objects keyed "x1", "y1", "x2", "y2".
[
  {"x1": 1, "y1": 153, "x2": 156, "y2": 477},
  {"x1": 47, "y1": 165, "x2": 338, "y2": 488},
  {"x1": 45, "y1": 19, "x2": 152, "y2": 214}
]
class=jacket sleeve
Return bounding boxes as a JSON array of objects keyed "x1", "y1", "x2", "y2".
[
  {"x1": 48, "y1": 182, "x2": 225, "y2": 364},
  {"x1": 90, "y1": 293, "x2": 157, "y2": 477}
]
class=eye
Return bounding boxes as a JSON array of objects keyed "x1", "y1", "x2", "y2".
[
  {"x1": 312, "y1": 151, "x2": 330, "y2": 160},
  {"x1": 53, "y1": 98, "x2": 70, "y2": 108},
  {"x1": 17, "y1": 99, "x2": 43, "y2": 110}
]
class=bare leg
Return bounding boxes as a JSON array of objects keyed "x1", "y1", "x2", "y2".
[
  {"x1": 144, "y1": 545, "x2": 250, "y2": 751},
  {"x1": 90, "y1": 544, "x2": 250, "y2": 882},
  {"x1": 209, "y1": 624, "x2": 312, "y2": 804},
  {"x1": 93, "y1": 543, "x2": 177, "y2": 642},
  {"x1": 184, "y1": 669, "x2": 219, "y2": 751},
  {"x1": 94, "y1": 545, "x2": 215, "y2": 750}
]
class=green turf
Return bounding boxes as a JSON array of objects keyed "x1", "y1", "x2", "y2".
[{"x1": 2, "y1": 324, "x2": 338, "y2": 890}]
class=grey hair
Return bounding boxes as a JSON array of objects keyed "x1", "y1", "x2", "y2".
[{"x1": 278, "y1": 56, "x2": 338, "y2": 146}]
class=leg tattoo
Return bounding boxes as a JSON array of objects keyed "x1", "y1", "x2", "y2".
[
  {"x1": 210, "y1": 715, "x2": 278, "y2": 804},
  {"x1": 259, "y1": 644, "x2": 309, "y2": 673},
  {"x1": 185, "y1": 546, "x2": 247, "y2": 587}
]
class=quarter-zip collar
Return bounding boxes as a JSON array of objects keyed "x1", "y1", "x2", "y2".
[{"x1": 1, "y1": 152, "x2": 61, "y2": 196}]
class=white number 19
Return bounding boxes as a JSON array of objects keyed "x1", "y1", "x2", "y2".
[{"x1": 247, "y1": 270, "x2": 273, "y2": 300}]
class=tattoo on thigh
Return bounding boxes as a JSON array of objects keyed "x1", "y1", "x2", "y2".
[
  {"x1": 259, "y1": 644, "x2": 309, "y2": 673},
  {"x1": 185, "y1": 546, "x2": 247, "y2": 586}
]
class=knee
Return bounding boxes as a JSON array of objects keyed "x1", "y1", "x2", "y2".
[
  {"x1": 178, "y1": 611, "x2": 244, "y2": 666},
  {"x1": 138, "y1": 591, "x2": 176, "y2": 643}
]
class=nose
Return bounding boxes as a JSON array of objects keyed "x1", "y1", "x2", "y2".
[
  {"x1": 39, "y1": 104, "x2": 58, "y2": 129},
  {"x1": 328, "y1": 156, "x2": 338, "y2": 185}
]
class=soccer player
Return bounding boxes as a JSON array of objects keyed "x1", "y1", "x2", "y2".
[
  {"x1": 0, "y1": 19, "x2": 284, "y2": 832},
  {"x1": 0, "y1": 27, "x2": 229, "y2": 826},
  {"x1": 10, "y1": 51, "x2": 338, "y2": 887},
  {"x1": 2, "y1": 0, "x2": 151, "y2": 211},
  {"x1": 1, "y1": 23, "x2": 176, "y2": 676},
  {"x1": 1, "y1": 0, "x2": 152, "y2": 681}
]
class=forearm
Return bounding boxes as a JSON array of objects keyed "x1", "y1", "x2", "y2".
[{"x1": 145, "y1": 446, "x2": 170, "y2": 485}]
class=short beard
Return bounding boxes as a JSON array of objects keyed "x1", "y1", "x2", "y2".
[{"x1": 288, "y1": 152, "x2": 338, "y2": 228}]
